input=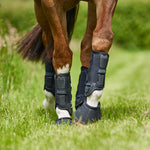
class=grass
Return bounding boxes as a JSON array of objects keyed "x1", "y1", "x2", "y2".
[
  {"x1": 0, "y1": 0, "x2": 150, "y2": 149},
  {"x1": 0, "y1": 43, "x2": 150, "y2": 150},
  {"x1": 0, "y1": 0, "x2": 35, "y2": 34}
]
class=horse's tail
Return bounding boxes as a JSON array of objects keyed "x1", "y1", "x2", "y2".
[
  {"x1": 17, "y1": 4, "x2": 79, "y2": 62},
  {"x1": 17, "y1": 24, "x2": 45, "y2": 62}
]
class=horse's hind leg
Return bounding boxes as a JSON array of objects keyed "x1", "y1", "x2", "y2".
[
  {"x1": 41, "y1": 0, "x2": 73, "y2": 124},
  {"x1": 75, "y1": 2, "x2": 96, "y2": 109},
  {"x1": 75, "y1": 0, "x2": 118, "y2": 124},
  {"x1": 34, "y1": 0, "x2": 55, "y2": 110}
]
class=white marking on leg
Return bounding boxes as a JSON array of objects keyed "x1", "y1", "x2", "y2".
[
  {"x1": 56, "y1": 107, "x2": 71, "y2": 119},
  {"x1": 57, "y1": 64, "x2": 69, "y2": 74},
  {"x1": 43, "y1": 90, "x2": 55, "y2": 110},
  {"x1": 87, "y1": 90, "x2": 103, "y2": 107}
]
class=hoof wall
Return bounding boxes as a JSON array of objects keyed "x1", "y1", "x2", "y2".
[
  {"x1": 56, "y1": 118, "x2": 72, "y2": 125},
  {"x1": 74, "y1": 101, "x2": 101, "y2": 124}
]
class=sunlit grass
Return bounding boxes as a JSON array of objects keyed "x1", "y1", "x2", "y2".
[{"x1": 0, "y1": 0, "x2": 150, "y2": 149}]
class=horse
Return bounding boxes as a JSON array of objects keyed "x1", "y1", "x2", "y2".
[{"x1": 17, "y1": 0, "x2": 118, "y2": 124}]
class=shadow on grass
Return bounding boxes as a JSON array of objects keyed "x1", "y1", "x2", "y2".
[{"x1": 36, "y1": 107, "x2": 58, "y2": 124}]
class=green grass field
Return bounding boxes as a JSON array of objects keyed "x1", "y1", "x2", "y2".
[
  {"x1": 1, "y1": 45, "x2": 150, "y2": 150},
  {"x1": 0, "y1": 0, "x2": 150, "y2": 150}
]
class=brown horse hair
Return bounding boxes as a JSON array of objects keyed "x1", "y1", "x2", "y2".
[{"x1": 17, "y1": 4, "x2": 79, "y2": 62}]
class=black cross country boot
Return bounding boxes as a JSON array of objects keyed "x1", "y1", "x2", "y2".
[
  {"x1": 44, "y1": 58, "x2": 55, "y2": 95},
  {"x1": 75, "y1": 66, "x2": 88, "y2": 110},
  {"x1": 74, "y1": 51, "x2": 109, "y2": 124},
  {"x1": 55, "y1": 73, "x2": 73, "y2": 125},
  {"x1": 43, "y1": 58, "x2": 55, "y2": 110}
]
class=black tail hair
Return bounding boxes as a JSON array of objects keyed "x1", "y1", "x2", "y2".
[{"x1": 17, "y1": 4, "x2": 79, "y2": 62}]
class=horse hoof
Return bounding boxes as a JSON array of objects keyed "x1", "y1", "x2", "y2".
[
  {"x1": 56, "y1": 118, "x2": 72, "y2": 125},
  {"x1": 74, "y1": 101, "x2": 102, "y2": 124}
]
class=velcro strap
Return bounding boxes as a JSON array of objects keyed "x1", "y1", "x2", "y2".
[
  {"x1": 55, "y1": 75, "x2": 67, "y2": 95},
  {"x1": 100, "y1": 54, "x2": 109, "y2": 68},
  {"x1": 98, "y1": 69, "x2": 106, "y2": 74},
  {"x1": 44, "y1": 73, "x2": 55, "y2": 95}
]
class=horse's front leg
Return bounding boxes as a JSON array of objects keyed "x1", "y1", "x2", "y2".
[
  {"x1": 75, "y1": 0, "x2": 118, "y2": 124},
  {"x1": 41, "y1": 0, "x2": 73, "y2": 124}
]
